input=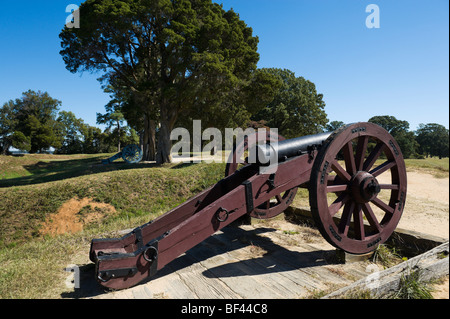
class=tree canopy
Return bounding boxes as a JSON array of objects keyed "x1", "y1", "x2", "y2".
[
  {"x1": 0, "y1": 90, "x2": 138, "y2": 155},
  {"x1": 368, "y1": 115, "x2": 410, "y2": 135},
  {"x1": 0, "y1": 90, "x2": 62, "y2": 154},
  {"x1": 369, "y1": 115, "x2": 419, "y2": 159},
  {"x1": 60, "y1": 0, "x2": 261, "y2": 163},
  {"x1": 416, "y1": 123, "x2": 449, "y2": 158},
  {"x1": 97, "y1": 97, "x2": 126, "y2": 152},
  {"x1": 251, "y1": 68, "x2": 328, "y2": 139},
  {"x1": 326, "y1": 120, "x2": 345, "y2": 132}
]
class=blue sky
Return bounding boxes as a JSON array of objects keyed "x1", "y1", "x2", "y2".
[{"x1": 0, "y1": 0, "x2": 448, "y2": 131}]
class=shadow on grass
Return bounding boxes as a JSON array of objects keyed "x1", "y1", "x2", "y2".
[
  {"x1": 0, "y1": 156, "x2": 161, "y2": 188},
  {"x1": 170, "y1": 162, "x2": 199, "y2": 170}
]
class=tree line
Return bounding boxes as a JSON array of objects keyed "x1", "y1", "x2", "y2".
[
  {"x1": 0, "y1": 90, "x2": 138, "y2": 155},
  {"x1": 327, "y1": 117, "x2": 449, "y2": 159},
  {"x1": 1, "y1": 89, "x2": 447, "y2": 159}
]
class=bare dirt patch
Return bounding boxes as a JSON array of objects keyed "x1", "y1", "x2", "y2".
[
  {"x1": 432, "y1": 276, "x2": 449, "y2": 299},
  {"x1": 40, "y1": 198, "x2": 117, "y2": 236},
  {"x1": 377, "y1": 171, "x2": 449, "y2": 239}
]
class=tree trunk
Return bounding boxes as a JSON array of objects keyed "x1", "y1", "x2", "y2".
[
  {"x1": 142, "y1": 114, "x2": 156, "y2": 161},
  {"x1": 0, "y1": 143, "x2": 9, "y2": 155},
  {"x1": 156, "y1": 120, "x2": 172, "y2": 164},
  {"x1": 156, "y1": 106, "x2": 176, "y2": 164},
  {"x1": 117, "y1": 121, "x2": 121, "y2": 153},
  {"x1": 0, "y1": 138, "x2": 12, "y2": 155}
]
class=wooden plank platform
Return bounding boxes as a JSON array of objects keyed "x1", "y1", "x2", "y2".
[{"x1": 92, "y1": 223, "x2": 372, "y2": 299}]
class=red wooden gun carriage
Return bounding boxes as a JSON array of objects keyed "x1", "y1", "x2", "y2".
[{"x1": 90, "y1": 122, "x2": 407, "y2": 290}]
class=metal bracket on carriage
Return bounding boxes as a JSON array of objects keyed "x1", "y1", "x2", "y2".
[
  {"x1": 267, "y1": 173, "x2": 276, "y2": 190},
  {"x1": 307, "y1": 144, "x2": 318, "y2": 161},
  {"x1": 98, "y1": 267, "x2": 138, "y2": 283},
  {"x1": 91, "y1": 230, "x2": 164, "y2": 288}
]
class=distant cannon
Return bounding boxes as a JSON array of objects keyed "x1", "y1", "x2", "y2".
[{"x1": 102, "y1": 144, "x2": 143, "y2": 164}]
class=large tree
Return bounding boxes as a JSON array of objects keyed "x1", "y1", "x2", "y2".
[
  {"x1": 326, "y1": 120, "x2": 345, "y2": 132},
  {"x1": 56, "y1": 111, "x2": 85, "y2": 154},
  {"x1": 97, "y1": 98, "x2": 126, "y2": 152},
  {"x1": 0, "y1": 90, "x2": 62, "y2": 154},
  {"x1": 0, "y1": 100, "x2": 18, "y2": 154},
  {"x1": 369, "y1": 115, "x2": 419, "y2": 158},
  {"x1": 175, "y1": 68, "x2": 282, "y2": 138},
  {"x1": 416, "y1": 123, "x2": 449, "y2": 158},
  {"x1": 60, "y1": 0, "x2": 260, "y2": 163},
  {"x1": 368, "y1": 115, "x2": 410, "y2": 136},
  {"x1": 252, "y1": 68, "x2": 328, "y2": 138}
]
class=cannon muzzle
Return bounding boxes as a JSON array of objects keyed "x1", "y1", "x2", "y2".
[{"x1": 251, "y1": 131, "x2": 332, "y2": 165}]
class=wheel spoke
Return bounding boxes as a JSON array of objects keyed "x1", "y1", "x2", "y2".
[
  {"x1": 371, "y1": 197, "x2": 395, "y2": 214},
  {"x1": 379, "y1": 184, "x2": 399, "y2": 190},
  {"x1": 338, "y1": 201, "x2": 354, "y2": 235},
  {"x1": 343, "y1": 141, "x2": 356, "y2": 176},
  {"x1": 329, "y1": 193, "x2": 350, "y2": 217},
  {"x1": 362, "y1": 202, "x2": 382, "y2": 232},
  {"x1": 363, "y1": 142, "x2": 385, "y2": 172},
  {"x1": 369, "y1": 160, "x2": 396, "y2": 177},
  {"x1": 331, "y1": 161, "x2": 352, "y2": 182},
  {"x1": 355, "y1": 136, "x2": 369, "y2": 171},
  {"x1": 353, "y1": 204, "x2": 365, "y2": 240},
  {"x1": 327, "y1": 184, "x2": 348, "y2": 193},
  {"x1": 276, "y1": 194, "x2": 283, "y2": 203}
]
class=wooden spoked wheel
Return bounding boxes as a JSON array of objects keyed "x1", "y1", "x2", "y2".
[
  {"x1": 225, "y1": 130, "x2": 298, "y2": 220},
  {"x1": 309, "y1": 123, "x2": 407, "y2": 254},
  {"x1": 122, "y1": 144, "x2": 143, "y2": 164}
]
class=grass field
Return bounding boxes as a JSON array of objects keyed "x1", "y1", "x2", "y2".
[
  {"x1": 405, "y1": 157, "x2": 449, "y2": 178},
  {"x1": 0, "y1": 154, "x2": 448, "y2": 298}
]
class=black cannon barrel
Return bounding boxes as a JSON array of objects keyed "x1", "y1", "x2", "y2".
[{"x1": 250, "y1": 131, "x2": 332, "y2": 165}]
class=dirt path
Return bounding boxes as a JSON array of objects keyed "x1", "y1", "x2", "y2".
[{"x1": 378, "y1": 171, "x2": 449, "y2": 239}]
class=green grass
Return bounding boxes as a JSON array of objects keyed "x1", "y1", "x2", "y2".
[
  {"x1": 371, "y1": 244, "x2": 405, "y2": 269},
  {"x1": 0, "y1": 153, "x2": 146, "y2": 187},
  {"x1": 405, "y1": 157, "x2": 449, "y2": 178},
  {"x1": 390, "y1": 270, "x2": 434, "y2": 299}
]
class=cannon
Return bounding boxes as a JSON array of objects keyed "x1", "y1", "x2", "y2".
[
  {"x1": 102, "y1": 144, "x2": 143, "y2": 165},
  {"x1": 90, "y1": 123, "x2": 407, "y2": 290}
]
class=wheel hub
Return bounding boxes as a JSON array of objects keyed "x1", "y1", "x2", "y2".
[{"x1": 350, "y1": 171, "x2": 381, "y2": 204}]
